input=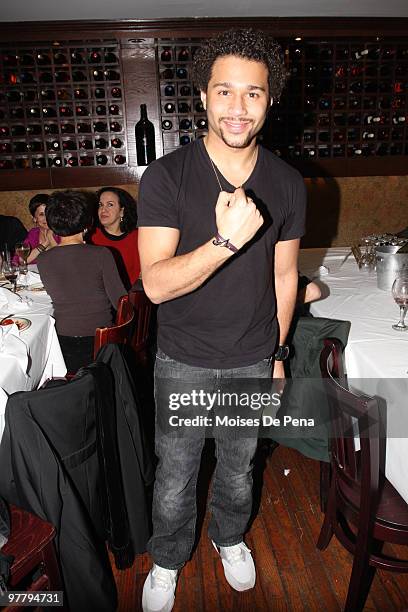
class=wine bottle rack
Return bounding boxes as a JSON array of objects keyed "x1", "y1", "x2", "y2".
[
  {"x1": 156, "y1": 37, "x2": 408, "y2": 161},
  {"x1": 156, "y1": 40, "x2": 207, "y2": 155},
  {"x1": 0, "y1": 40, "x2": 127, "y2": 170}
]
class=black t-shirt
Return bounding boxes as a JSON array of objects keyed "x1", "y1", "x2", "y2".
[{"x1": 138, "y1": 139, "x2": 306, "y2": 368}]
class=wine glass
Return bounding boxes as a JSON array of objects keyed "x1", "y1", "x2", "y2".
[
  {"x1": 391, "y1": 273, "x2": 408, "y2": 331},
  {"x1": 2, "y1": 261, "x2": 18, "y2": 293},
  {"x1": 15, "y1": 242, "x2": 30, "y2": 288}
]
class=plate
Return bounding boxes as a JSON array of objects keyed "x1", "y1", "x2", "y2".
[
  {"x1": 27, "y1": 284, "x2": 46, "y2": 292},
  {"x1": 0, "y1": 317, "x2": 31, "y2": 331}
]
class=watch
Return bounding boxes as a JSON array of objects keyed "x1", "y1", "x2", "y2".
[{"x1": 274, "y1": 344, "x2": 290, "y2": 361}]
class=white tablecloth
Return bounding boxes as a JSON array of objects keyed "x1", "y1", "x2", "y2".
[
  {"x1": 299, "y1": 247, "x2": 408, "y2": 503},
  {"x1": 0, "y1": 273, "x2": 66, "y2": 441}
]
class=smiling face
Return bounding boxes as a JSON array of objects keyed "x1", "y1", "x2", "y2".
[
  {"x1": 201, "y1": 55, "x2": 272, "y2": 150},
  {"x1": 98, "y1": 191, "x2": 123, "y2": 234},
  {"x1": 33, "y1": 204, "x2": 49, "y2": 230}
]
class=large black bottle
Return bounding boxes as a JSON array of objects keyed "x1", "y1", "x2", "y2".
[{"x1": 135, "y1": 104, "x2": 156, "y2": 166}]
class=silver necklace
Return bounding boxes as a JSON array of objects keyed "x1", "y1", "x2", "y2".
[{"x1": 208, "y1": 145, "x2": 258, "y2": 192}]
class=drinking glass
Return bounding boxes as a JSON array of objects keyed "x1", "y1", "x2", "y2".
[
  {"x1": 3, "y1": 261, "x2": 18, "y2": 293},
  {"x1": 391, "y1": 274, "x2": 408, "y2": 331},
  {"x1": 15, "y1": 242, "x2": 30, "y2": 267}
]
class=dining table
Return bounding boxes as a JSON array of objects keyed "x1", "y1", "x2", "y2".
[
  {"x1": 0, "y1": 266, "x2": 66, "y2": 441},
  {"x1": 299, "y1": 246, "x2": 408, "y2": 504}
]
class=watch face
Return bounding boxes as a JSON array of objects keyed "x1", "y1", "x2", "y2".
[{"x1": 275, "y1": 345, "x2": 290, "y2": 361}]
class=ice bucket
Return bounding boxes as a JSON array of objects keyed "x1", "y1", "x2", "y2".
[{"x1": 375, "y1": 245, "x2": 408, "y2": 291}]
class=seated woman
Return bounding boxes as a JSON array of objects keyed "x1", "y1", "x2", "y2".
[
  {"x1": 19, "y1": 194, "x2": 60, "y2": 264},
  {"x1": 37, "y1": 190, "x2": 126, "y2": 373},
  {"x1": 88, "y1": 187, "x2": 140, "y2": 289}
]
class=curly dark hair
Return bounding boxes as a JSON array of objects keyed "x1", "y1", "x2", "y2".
[
  {"x1": 192, "y1": 28, "x2": 288, "y2": 101},
  {"x1": 96, "y1": 187, "x2": 138, "y2": 234},
  {"x1": 46, "y1": 190, "x2": 92, "y2": 237},
  {"x1": 29, "y1": 193, "x2": 49, "y2": 217}
]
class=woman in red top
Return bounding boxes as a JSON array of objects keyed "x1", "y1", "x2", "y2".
[{"x1": 89, "y1": 187, "x2": 140, "y2": 289}]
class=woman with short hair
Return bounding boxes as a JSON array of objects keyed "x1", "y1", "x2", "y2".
[{"x1": 37, "y1": 190, "x2": 126, "y2": 372}]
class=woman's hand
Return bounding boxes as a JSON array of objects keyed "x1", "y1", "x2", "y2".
[{"x1": 40, "y1": 228, "x2": 57, "y2": 249}]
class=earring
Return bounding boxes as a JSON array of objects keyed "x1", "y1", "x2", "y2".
[{"x1": 120, "y1": 215, "x2": 124, "y2": 222}]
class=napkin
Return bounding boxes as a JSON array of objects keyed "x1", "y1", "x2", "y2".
[
  {"x1": 18, "y1": 270, "x2": 42, "y2": 287},
  {"x1": 0, "y1": 323, "x2": 29, "y2": 373},
  {"x1": 0, "y1": 287, "x2": 32, "y2": 313}
]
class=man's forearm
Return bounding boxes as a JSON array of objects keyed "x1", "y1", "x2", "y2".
[
  {"x1": 275, "y1": 269, "x2": 298, "y2": 344},
  {"x1": 143, "y1": 239, "x2": 232, "y2": 304}
]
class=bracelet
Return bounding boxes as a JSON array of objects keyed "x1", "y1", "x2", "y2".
[
  {"x1": 37, "y1": 244, "x2": 46, "y2": 252},
  {"x1": 212, "y1": 232, "x2": 238, "y2": 253}
]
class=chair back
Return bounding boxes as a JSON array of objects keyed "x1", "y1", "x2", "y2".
[
  {"x1": 94, "y1": 294, "x2": 135, "y2": 358},
  {"x1": 127, "y1": 289, "x2": 154, "y2": 362},
  {"x1": 320, "y1": 338, "x2": 380, "y2": 509}
]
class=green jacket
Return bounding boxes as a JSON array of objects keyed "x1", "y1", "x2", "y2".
[{"x1": 271, "y1": 316, "x2": 351, "y2": 462}]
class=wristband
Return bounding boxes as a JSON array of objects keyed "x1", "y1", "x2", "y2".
[
  {"x1": 212, "y1": 232, "x2": 238, "y2": 253},
  {"x1": 37, "y1": 244, "x2": 46, "y2": 252}
]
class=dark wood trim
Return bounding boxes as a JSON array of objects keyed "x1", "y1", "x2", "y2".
[
  {"x1": 0, "y1": 167, "x2": 139, "y2": 191},
  {"x1": 1, "y1": 17, "x2": 408, "y2": 41}
]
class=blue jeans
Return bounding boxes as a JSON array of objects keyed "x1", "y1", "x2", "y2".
[{"x1": 149, "y1": 349, "x2": 272, "y2": 570}]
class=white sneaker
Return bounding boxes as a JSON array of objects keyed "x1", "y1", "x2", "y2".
[
  {"x1": 212, "y1": 541, "x2": 256, "y2": 591},
  {"x1": 142, "y1": 564, "x2": 178, "y2": 612}
]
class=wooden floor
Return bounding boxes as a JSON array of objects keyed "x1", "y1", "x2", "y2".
[{"x1": 112, "y1": 443, "x2": 408, "y2": 611}]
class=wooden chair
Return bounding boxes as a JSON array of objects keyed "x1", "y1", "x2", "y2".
[
  {"x1": 2, "y1": 504, "x2": 65, "y2": 611},
  {"x1": 127, "y1": 289, "x2": 154, "y2": 366},
  {"x1": 94, "y1": 294, "x2": 135, "y2": 358},
  {"x1": 318, "y1": 338, "x2": 408, "y2": 612}
]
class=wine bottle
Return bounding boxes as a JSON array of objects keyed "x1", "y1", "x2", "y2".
[
  {"x1": 27, "y1": 141, "x2": 44, "y2": 152},
  {"x1": 15, "y1": 158, "x2": 30, "y2": 169},
  {"x1": 104, "y1": 70, "x2": 120, "y2": 81},
  {"x1": 72, "y1": 71, "x2": 87, "y2": 82},
  {"x1": 92, "y1": 70, "x2": 104, "y2": 81},
  {"x1": 42, "y1": 107, "x2": 57, "y2": 118},
  {"x1": 27, "y1": 124, "x2": 43, "y2": 135},
  {"x1": 178, "y1": 102, "x2": 190, "y2": 113},
  {"x1": 160, "y1": 48, "x2": 172, "y2": 62},
  {"x1": 76, "y1": 105, "x2": 89, "y2": 116},
  {"x1": 176, "y1": 67, "x2": 187, "y2": 79},
  {"x1": 96, "y1": 154, "x2": 108, "y2": 165},
  {"x1": 79, "y1": 139, "x2": 93, "y2": 149},
  {"x1": 79, "y1": 156, "x2": 94, "y2": 166},
  {"x1": 0, "y1": 160, "x2": 13, "y2": 170},
  {"x1": 179, "y1": 135, "x2": 190, "y2": 146},
  {"x1": 104, "y1": 51, "x2": 118, "y2": 63},
  {"x1": 28, "y1": 107, "x2": 41, "y2": 118},
  {"x1": 95, "y1": 137, "x2": 108, "y2": 148},
  {"x1": 111, "y1": 87, "x2": 122, "y2": 98},
  {"x1": 195, "y1": 100, "x2": 205, "y2": 113},
  {"x1": 13, "y1": 142, "x2": 28, "y2": 153},
  {"x1": 61, "y1": 123, "x2": 75, "y2": 134},
  {"x1": 0, "y1": 143, "x2": 12, "y2": 154},
  {"x1": 39, "y1": 72, "x2": 53, "y2": 83},
  {"x1": 94, "y1": 88, "x2": 106, "y2": 98},
  {"x1": 135, "y1": 103, "x2": 156, "y2": 166},
  {"x1": 111, "y1": 137, "x2": 123, "y2": 148},
  {"x1": 109, "y1": 104, "x2": 120, "y2": 115},
  {"x1": 62, "y1": 139, "x2": 76, "y2": 151},
  {"x1": 178, "y1": 48, "x2": 189, "y2": 62},
  {"x1": 96, "y1": 105, "x2": 106, "y2": 115},
  {"x1": 50, "y1": 157, "x2": 63, "y2": 167},
  {"x1": 110, "y1": 121, "x2": 122, "y2": 132},
  {"x1": 179, "y1": 118, "x2": 192, "y2": 130},
  {"x1": 11, "y1": 125, "x2": 25, "y2": 136},
  {"x1": 32, "y1": 157, "x2": 46, "y2": 168},
  {"x1": 89, "y1": 51, "x2": 102, "y2": 63},
  {"x1": 77, "y1": 123, "x2": 91, "y2": 133},
  {"x1": 55, "y1": 71, "x2": 70, "y2": 83},
  {"x1": 179, "y1": 85, "x2": 191, "y2": 96},
  {"x1": 162, "y1": 119, "x2": 173, "y2": 130},
  {"x1": 114, "y1": 154, "x2": 126, "y2": 164},
  {"x1": 164, "y1": 102, "x2": 175, "y2": 113},
  {"x1": 54, "y1": 52, "x2": 67, "y2": 64},
  {"x1": 74, "y1": 89, "x2": 87, "y2": 99},
  {"x1": 6, "y1": 91, "x2": 21, "y2": 102},
  {"x1": 93, "y1": 121, "x2": 108, "y2": 132},
  {"x1": 10, "y1": 108, "x2": 24, "y2": 119},
  {"x1": 59, "y1": 106, "x2": 73, "y2": 117},
  {"x1": 47, "y1": 140, "x2": 60, "y2": 151},
  {"x1": 40, "y1": 89, "x2": 55, "y2": 100},
  {"x1": 20, "y1": 53, "x2": 34, "y2": 65},
  {"x1": 24, "y1": 90, "x2": 37, "y2": 102},
  {"x1": 164, "y1": 84, "x2": 175, "y2": 96},
  {"x1": 66, "y1": 156, "x2": 79, "y2": 166},
  {"x1": 71, "y1": 52, "x2": 83, "y2": 64}
]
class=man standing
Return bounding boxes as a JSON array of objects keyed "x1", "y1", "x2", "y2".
[{"x1": 138, "y1": 28, "x2": 306, "y2": 612}]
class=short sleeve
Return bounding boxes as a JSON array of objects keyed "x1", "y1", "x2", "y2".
[
  {"x1": 279, "y1": 171, "x2": 307, "y2": 242},
  {"x1": 137, "y1": 160, "x2": 180, "y2": 229}
]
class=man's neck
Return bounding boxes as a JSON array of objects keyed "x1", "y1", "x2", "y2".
[{"x1": 204, "y1": 135, "x2": 258, "y2": 188}]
